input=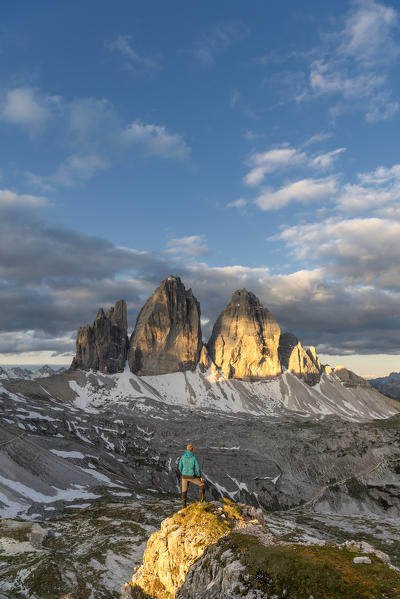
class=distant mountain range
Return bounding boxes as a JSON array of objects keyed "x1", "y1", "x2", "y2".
[
  {"x1": 369, "y1": 372, "x2": 400, "y2": 402},
  {"x1": 0, "y1": 364, "x2": 67, "y2": 381}
]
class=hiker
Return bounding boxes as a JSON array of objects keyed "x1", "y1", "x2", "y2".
[{"x1": 178, "y1": 443, "x2": 205, "y2": 509}]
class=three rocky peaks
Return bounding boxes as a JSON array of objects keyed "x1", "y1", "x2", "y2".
[{"x1": 71, "y1": 275, "x2": 323, "y2": 383}]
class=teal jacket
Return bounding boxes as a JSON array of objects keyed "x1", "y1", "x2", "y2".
[{"x1": 178, "y1": 451, "x2": 201, "y2": 477}]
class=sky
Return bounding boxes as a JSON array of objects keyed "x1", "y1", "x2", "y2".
[{"x1": 0, "y1": 0, "x2": 400, "y2": 377}]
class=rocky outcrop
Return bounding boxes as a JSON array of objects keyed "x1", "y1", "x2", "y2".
[
  {"x1": 128, "y1": 276, "x2": 202, "y2": 375},
  {"x1": 207, "y1": 289, "x2": 281, "y2": 379},
  {"x1": 71, "y1": 299, "x2": 128, "y2": 374},
  {"x1": 278, "y1": 332, "x2": 322, "y2": 384},
  {"x1": 334, "y1": 366, "x2": 371, "y2": 388},
  {"x1": 122, "y1": 500, "x2": 400, "y2": 599},
  {"x1": 370, "y1": 372, "x2": 400, "y2": 401},
  {"x1": 121, "y1": 500, "x2": 266, "y2": 599}
]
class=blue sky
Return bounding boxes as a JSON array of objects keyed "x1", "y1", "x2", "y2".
[{"x1": 1, "y1": 0, "x2": 400, "y2": 376}]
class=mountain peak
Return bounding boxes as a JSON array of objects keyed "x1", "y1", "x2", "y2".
[
  {"x1": 128, "y1": 276, "x2": 202, "y2": 375},
  {"x1": 71, "y1": 300, "x2": 128, "y2": 374},
  {"x1": 207, "y1": 289, "x2": 281, "y2": 379}
]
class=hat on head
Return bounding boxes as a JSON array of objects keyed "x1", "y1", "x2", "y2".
[{"x1": 187, "y1": 443, "x2": 194, "y2": 451}]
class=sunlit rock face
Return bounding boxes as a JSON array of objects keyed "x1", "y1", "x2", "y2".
[
  {"x1": 278, "y1": 332, "x2": 322, "y2": 384},
  {"x1": 71, "y1": 299, "x2": 128, "y2": 374},
  {"x1": 128, "y1": 275, "x2": 202, "y2": 375},
  {"x1": 207, "y1": 289, "x2": 282, "y2": 379},
  {"x1": 122, "y1": 501, "x2": 265, "y2": 599}
]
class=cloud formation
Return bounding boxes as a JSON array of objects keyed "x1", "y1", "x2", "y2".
[
  {"x1": 194, "y1": 23, "x2": 245, "y2": 64},
  {"x1": 255, "y1": 177, "x2": 338, "y2": 211},
  {"x1": 304, "y1": 0, "x2": 400, "y2": 121},
  {"x1": 0, "y1": 88, "x2": 191, "y2": 188},
  {"x1": 165, "y1": 235, "x2": 209, "y2": 257},
  {"x1": 244, "y1": 143, "x2": 345, "y2": 188},
  {"x1": 0, "y1": 87, "x2": 60, "y2": 134},
  {"x1": 105, "y1": 34, "x2": 160, "y2": 69},
  {"x1": 1, "y1": 184, "x2": 400, "y2": 360}
]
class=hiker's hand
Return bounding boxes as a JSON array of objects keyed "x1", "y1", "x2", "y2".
[{"x1": 200, "y1": 477, "x2": 204, "y2": 483}]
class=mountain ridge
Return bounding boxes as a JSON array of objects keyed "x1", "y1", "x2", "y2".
[{"x1": 70, "y1": 275, "x2": 334, "y2": 384}]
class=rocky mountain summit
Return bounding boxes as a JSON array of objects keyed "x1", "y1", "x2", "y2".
[
  {"x1": 0, "y1": 364, "x2": 66, "y2": 380},
  {"x1": 370, "y1": 372, "x2": 400, "y2": 401},
  {"x1": 207, "y1": 289, "x2": 282, "y2": 379},
  {"x1": 71, "y1": 299, "x2": 129, "y2": 374},
  {"x1": 128, "y1": 276, "x2": 202, "y2": 375},
  {"x1": 122, "y1": 500, "x2": 400, "y2": 599},
  {"x1": 70, "y1": 275, "x2": 328, "y2": 384},
  {"x1": 278, "y1": 332, "x2": 322, "y2": 385}
]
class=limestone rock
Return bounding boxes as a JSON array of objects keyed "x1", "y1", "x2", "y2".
[
  {"x1": 353, "y1": 556, "x2": 372, "y2": 564},
  {"x1": 71, "y1": 299, "x2": 128, "y2": 374},
  {"x1": 122, "y1": 500, "x2": 266, "y2": 599},
  {"x1": 198, "y1": 345, "x2": 210, "y2": 372},
  {"x1": 334, "y1": 366, "x2": 371, "y2": 388},
  {"x1": 207, "y1": 289, "x2": 282, "y2": 379},
  {"x1": 129, "y1": 276, "x2": 202, "y2": 375},
  {"x1": 278, "y1": 332, "x2": 322, "y2": 384}
]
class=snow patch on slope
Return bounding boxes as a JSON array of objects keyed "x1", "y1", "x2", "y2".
[{"x1": 66, "y1": 367, "x2": 400, "y2": 422}]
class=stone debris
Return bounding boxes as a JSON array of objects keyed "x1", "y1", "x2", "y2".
[{"x1": 353, "y1": 556, "x2": 372, "y2": 564}]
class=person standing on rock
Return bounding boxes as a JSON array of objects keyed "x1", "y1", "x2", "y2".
[{"x1": 178, "y1": 444, "x2": 205, "y2": 508}]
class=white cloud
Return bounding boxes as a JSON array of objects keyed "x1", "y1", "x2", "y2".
[
  {"x1": 303, "y1": 132, "x2": 334, "y2": 147},
  {"x1": 106, "y1": 34, "x2": 159, "y2": 69},
  {"x1": 279, "y1": 216, "x2": 400, "y2": 287},
  {"x1": 340, "y1": 0, "x2": 399, "y2": 66},
  {"x1": 0, "y1": 189, "x2": 50, "y2": 209},
  {"x1": 310, "y1": 148, "x2": 346, "y2": 170},
  {"x1": 255, "y1": 176, "x2": 338, "y2": 211},
  {"x1": 5, "y1": 87, "x2": 192, "y2": 187},
  {"x1": 165, "y1": 235, "x2": 208, "y2": 257},
  {"x1": 303, "y1": 0, "x2": 400, "y2": 121},
  {"x1": 335, "y1": 162, "x2": 400, "y2": 212},
  {"x1": 52, "y1": 154, "x2": 109, "y2": 187},
  {"x1": 244, "y1": 144, "x2": 346, "y2": 187},
  {"x1": 243, "y1": 130, "x2": 264, "y2": 142},
  {"x1": 358, "y1": 163, "x2": 400, "y2": 185},
  {"x1": 0, "y1": 87, "x2": 59, "y2": 133},
  {"x1": 194, "y1": 23, "x2": 245, "y2": 64},
  {"x1": 122, "y1": 120, "x2": 190, "y2": 160},
  {"x1": 244, "y1": 147, "x2": 307, "y2": 186},
  {"x1": 227, "y1": 198, "x2": 248, "y2": 209}
]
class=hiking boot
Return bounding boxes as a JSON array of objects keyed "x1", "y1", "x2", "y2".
[{"x1": 181, "y1": 491, "x2": 187, "y2": 509}]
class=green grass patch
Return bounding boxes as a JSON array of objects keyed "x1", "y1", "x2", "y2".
[{"x1": 226, "y1": 533, "x2": 400, "y2": 599}]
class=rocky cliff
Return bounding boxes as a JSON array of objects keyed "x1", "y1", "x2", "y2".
[
  {"x1": 207, "y1": 289, "x2": 282, "y2": 379},
  {"x1": 334, "y1": 366, "x2": 372, "y2": 388},
  {"x1": 370, "y1": 372, "x2": 400, "y2": 401},
  {"x1": 128, "y1": 276, "x2": 202, "y2": 375},
  {"x1": 278, "y1": 332, "x2": 322, "y2": 385},
  {"x1": 71, "y1": 299, "x2": 128, "y2": 374},
  {"x1": 121, "y1": 500, "x2": 267, "y2": 599},
  {"x1": 122, "y1": 500, "x2": 400, "y2": 599},
  {"x1": 68, "y1": 276, "x2": 368, "y2": 388}
]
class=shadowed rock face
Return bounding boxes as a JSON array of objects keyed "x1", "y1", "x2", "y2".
[
  {"x1": 71, "y1": 299, "x2": 128, "y2": 374},
  {"x1": 279, "y1": 332, "x2": 322, "y2": 385},
  {"x1": 128, "y1": 276, "x2": 202, "y2": 375},
  {"x1": 334, "y1": 366, "x2": 372, "y2": 388},
  {"x1": 207, "y1": 289, "x2": 282, "y2": 379}
]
